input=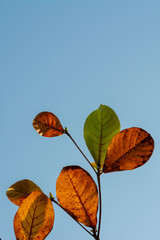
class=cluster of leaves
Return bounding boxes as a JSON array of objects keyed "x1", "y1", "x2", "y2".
[{"x1": 6, "y1": 105, "x2": 154, "y2": 240}]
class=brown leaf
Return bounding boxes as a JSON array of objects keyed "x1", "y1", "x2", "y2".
[
  {"x1": 14, "y1": 191, "x2": 54, "y2": 240},
  {"x1": 103, "y1": 127, "x2": 154, "y2": 173},
  {"x1": 33, "y1": 112, "x2": 64, "y2": 137},
  {"x1": 6, "y1": 179, "x2": 43, "y2": 206},
  {"x1": 56, "y1": 166, "x2": 98, "y2": 228}
]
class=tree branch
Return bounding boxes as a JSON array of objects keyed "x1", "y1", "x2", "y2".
[
  {"x1": 50, "y1": 194, "x2": 94, "y2": 238},
  {"x1": 97, "y1": 169, "x2": 102, "y2": 240},
  {"x1": 64, "y1": 129, "x2": 97, "y2": 174}
]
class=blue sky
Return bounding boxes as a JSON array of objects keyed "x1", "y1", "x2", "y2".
[{"x1": 1, "y1": 1, "x2": 160, "y2": 239}]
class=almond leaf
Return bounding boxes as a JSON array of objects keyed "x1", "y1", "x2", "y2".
[
  {"x1": 56, "y1": 166, "x2": 98, "y2": 228},
  {"x1": 6, "y1": 179, "x2": 43, "y2": 206},
  {"x1": 33, "y1": 111, "x2": 64, "y2": 137},
  {"x1": 84, "y1": 105, "x2": 120, "y2": 167},
  {"x1": 14, "y1": 191, "x2": 54, "y2": 240},
  {"x1": 103, "y1": 127, "x2": 154, "y2": 173}
]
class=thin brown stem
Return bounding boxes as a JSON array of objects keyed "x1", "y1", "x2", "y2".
[
  {"x1": 97, "y1": 169, "x2": 102, "y2": 240},
  {"x1": 64, "y1": 128, "x2": 102, "y2": 239},
  {"x1": 50, "y1": 195, "x2": 94, "y2": 238},
  {"x1": 92, "y1": 228, "x2": 99, "y2": 240},
  {"x1": 64, "y1": 129, "x2": 97, "y2": 174}
]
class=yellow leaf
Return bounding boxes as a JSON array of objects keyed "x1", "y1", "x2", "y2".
[
  {"x1": 56, "y1": 166, "x2": 98, "y2": 228},
  {"x1": 6, "y1": 179, "x2": 43, "y2": 206},
  {"x1": 90, "y1": 162, "x2": 103, "y2": 171},
  {"x1": 33, "y1": 112, "x2": 64, "y2": 137},
  {"x1": 14, "y1": 191, "x2": 54, "y2": 240},
  {"x1": 103, "y1": 127, "x2": 154, "y2": 173}
]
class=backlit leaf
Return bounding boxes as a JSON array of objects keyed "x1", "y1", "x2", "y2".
[
  {"x1": 90, "y1": 162, "x2": 98, "y2": 171},
  {"x1": 33, "y1": 112, "x2": 64, "y2": 137},
  {"x1": 56, "y1": 166, "x2": 98, "y2": 228},
  {"x1": 6, "y1": 179, "x2": 43, "y2": 206},
  {"x1": 84, "y1": 105, "x2": 120, "y2": 167},
  {"x1": 14, "y1": 191, "x2": 54, "y2": 240},
  {"x1": 103, "y1": 127, "x2": 154, "y2": 173}
]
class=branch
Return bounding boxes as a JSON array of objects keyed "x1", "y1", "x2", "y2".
[
  {"x1": 64, "y1": 129, "x2": 97, "y2": 174},
  {"x1": 97, "y1": 169, "x2": 102, "y2": 240},
  {"x1": 64, "y1": 128, "x2": 102, "y2": 239},
  {"x1": 50, "y1": 194, "x2": 94, "y2": 238}
]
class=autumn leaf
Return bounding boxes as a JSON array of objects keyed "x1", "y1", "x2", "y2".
[
  {"x1": 6, "y1": 179, "x2": 43, "y2": 206},
  {"x1": 33, "y1": 111, "x2": 64, "y2": 137},
  {"x1": 90, "y1": 162, "x2": 99, "y2": 171},
  {"x1": 84, "y1": 105, "x2": 120, "y2": 167},
  {"x1": 14, "y1": 191, "x2": 54, "y2": 240},
  {"x1": 56, "y1": 166, "x2": 98, "y2": 228},
  {"x1": 103, "y1": 127, "x2": 154, "y2": 173}
]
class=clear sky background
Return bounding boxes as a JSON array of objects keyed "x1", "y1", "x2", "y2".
[{"x1": 1, "y1": 1, "x2": 160, "y2": 240}]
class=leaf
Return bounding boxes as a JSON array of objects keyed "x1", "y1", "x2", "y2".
[
  {"x1": 14, "y1": 191, "x2": 54, "y2": 240},
  {"x1": 90, "y1": 162, "x2": 99, "y2": 171},
  {"x1": 33, "y1": 111, "x2": 64, "y2": 137},
  {"x1": 56, "y1": 166, "x2": 98, "y2": 228},
  {"x1": 103, "y1": 127, "x2": 154, "y2": 173},
  {"x1": 84, "y1": 105, "x2": 120, "y2": 167},
  {"x1": 6, "y1": 179, "x2": 43, "y2": 206}
]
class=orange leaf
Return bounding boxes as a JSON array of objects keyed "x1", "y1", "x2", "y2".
[
  {"x1": 33, "y1": 112, "x2": 64, "y2": 137},
  {"x1": 6, "y1": 179, "x2": 43, "y2": 206},
  {"x1": 14, "y1": 191, "x2": 54, "y2": 240},
  {"x1": 103, "y1": 127, "x2": 154, "y2": 173},
  {"x1": 56, "y1": 166, "x2": 98, "y2": 228}
]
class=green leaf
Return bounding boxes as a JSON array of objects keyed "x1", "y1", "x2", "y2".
[{"x1": 83, "y1": 105, "x2": 121, "y2": 167}]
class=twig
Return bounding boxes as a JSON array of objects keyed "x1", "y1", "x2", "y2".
[
  {"x1": 97, "y1": 169, "x2": 102, "y2": 240},
  {"x1": 64, "y1": 129, "x2": 97, "y2": 174},
  {"x1": 63, "y1": 128, "x2": 102, "y2": 239},
  {"x1": 50, "y1": 195, "x2": 94, "y2": 238}
]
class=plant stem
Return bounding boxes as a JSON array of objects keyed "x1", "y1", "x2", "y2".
[
  {"x1": 50, "y1": 196, "x2": 94, "y2": 238},
  {"x1": 64, "y1": 128, "x2": 102, "y2": 239},
  {"x1": 97, "y1": 169, "x2": 102, "y2": 240},
  {"x1": 92, "y1": 228, "x2": 99, "y2": 240},
  {"x1": 65, "y1": 130, "x2": 97, "y2": 174}
]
